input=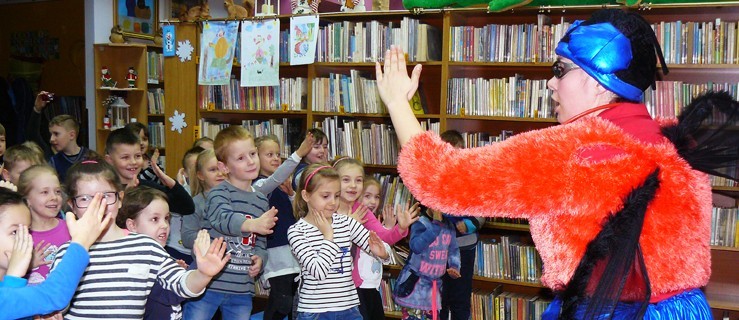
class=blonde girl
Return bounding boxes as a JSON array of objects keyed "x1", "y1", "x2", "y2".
[
  {"x1": 287, "y1": 163, "x2": 388, "y2": 320},
  {"x1": 181, "y1": 149, "x2": 225, "y2": 250},
  {"x1": 17, "y1": 165, "x2": 69, "y2": 285}
]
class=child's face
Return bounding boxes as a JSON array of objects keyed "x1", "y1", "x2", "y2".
[
  {"x1": 361, "y1": 183, "x2": 381, "y2": 212},
  {"x1": 304, "y1": 179, "x2": 340, "y2": 218},
  {"x1": 338, "y1": 164, "x2": 364, "y2": 203},
  {"x1": 257, "y1": 140, "x2": 281, "y2": 176},
  {"x1": 25, "y1": 172, "x2": 62, "y2": 220},
  {"x1": 198, "y1": 156, "x2": 225, "y2": 190},
  {"x1": 70, "y1": 177, "x2": 121, "y2": 222},
  {"x1": 137, "y1": 129, "x2": 149, "y2": 153},
  {"x1": 49, "y1": 125, "x2": 75, "y2": 153},
  {"x1": 305, "y1": 138, "x2": 328, "y2": 164},
  {"x1": 106, "y1": 143, "x2": 143, "y2": 185},
  {"x1": 183, "y1": 154, "x2": 198, "y2": 180},
  {"x1": 126, "y1": 199, "x2": 170, "y2": 246},
  {"x1": 221, "y1": 139, "x2": 260, "y2": 184},
  {"x1": 3, "y1": 160, "x2": 33, "y2": 185},
  {"x1": 0, "y1": 134, "x2": 5, "y2": 157},
  {"x1": 0, "y1": 204, "x2": 32, "y2": 272}
]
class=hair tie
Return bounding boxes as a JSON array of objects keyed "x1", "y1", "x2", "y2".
[
  {"x1": 332, "y1": 157, "x2": 350, "y2": 168},
  {"x1": 81, "y1": 160, "x2": 98, "y2": 164},
  {"x1": 304, "y1": 165, "x2": 332, "y2": 190}
]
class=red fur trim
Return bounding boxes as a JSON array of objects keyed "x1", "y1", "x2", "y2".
[{"x1": 398, "y1": 117, "x2": 711, "y2": 296}]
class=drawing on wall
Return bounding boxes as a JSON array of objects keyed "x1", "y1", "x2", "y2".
[
  {"x1": 289, "y1": 15, "x2": 319, "y2": 65},
  {"x1": 198, "y1": 21, "x2": 239, "y2": 85},
  {"x1": 241, "y1": 19, "x2": 280, "y2": 87},
  {"x1": 115, "y1": 0, "x2": 157, "y2": 39}
]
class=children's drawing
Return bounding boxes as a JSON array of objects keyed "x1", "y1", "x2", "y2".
[
  {"x1": 289, "y1": 15, "x2": 319, "y2": 65},
  {"x1": 198, "y1": 21, "x2": 239, "y2": 85},
  {"x1": 241, "y1": 19, "x2": 280, "y2": 87}
]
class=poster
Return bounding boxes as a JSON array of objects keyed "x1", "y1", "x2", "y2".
[
  {"x1": 290, "y1": 15, "x2": 319, "y2": 66},
  {"x1": 241, "y1": 19, "x2": 280, "y2": 87},
  {"x1": 162, "y1": 25, "x2": 176, "y2": 57},
  {"x1": 198, "y1": 21, "x2": 239, "y2": 85}
]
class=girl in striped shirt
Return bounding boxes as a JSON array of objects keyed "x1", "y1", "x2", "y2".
[{"x1": 287, "y1": 164, "x2": 388, "y2": 320}]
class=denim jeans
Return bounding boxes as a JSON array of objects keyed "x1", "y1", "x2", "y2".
[
  {"x1": 184, "y1": 290, "x2": 253, "y2": 320},
  {"x1": 296, "y1": 306, "x2": 362, "y2": 320}
]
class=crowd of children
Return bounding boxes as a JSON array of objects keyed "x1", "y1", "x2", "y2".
[{"x1": 0, "y1": 90, "x2": 480, "y2": 320}]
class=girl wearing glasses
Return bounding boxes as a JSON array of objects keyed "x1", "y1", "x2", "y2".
[
  {"x1": 375, "y1": 8, "x2": 736, "y2": 320},
  {"x1": 44, "y1": 160, "x2": 230, "y2": 320},
  {"x1": 287, "y1": 163, "x2": 388, "y2": 320}
]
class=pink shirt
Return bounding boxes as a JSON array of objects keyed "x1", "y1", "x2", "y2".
[
  {"x1": 28, "y1": 219, "x2": 71, "y2": 285},
  {"x1": 350, "y1": 202, "x2": 408, "y2": 287}
]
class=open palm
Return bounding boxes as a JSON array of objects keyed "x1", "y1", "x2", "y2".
[{"x1": 194, "y1": 236, "x2": 230, "y2": 277}]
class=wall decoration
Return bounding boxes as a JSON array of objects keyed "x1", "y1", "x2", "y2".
[
  {"x1": 115, "y1": 0, "x2": 158, "y2": 40},
  {"x1": 289, "y1": 15, "x2": 319, "y2": 65},
  {"x1": 241, "y1": 19, "x2": 280, "y2": 87},
  {"x1": 162, "y1": 25, "x2": 177, "y2": 57},
  {"x1": 169, "y1": 110, "x2": 188, "y2": 133},
  {"x1": 198, "y1": 21, "x2": 239, "y2": 85},
  {"x1": 177, "y1": 39, "x2": 194, "y2": 62}
]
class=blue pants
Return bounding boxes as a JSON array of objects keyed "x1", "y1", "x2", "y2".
[
  {"x1": 184, "y1": 290, "x2": 253, "y2": 320},
  {"x1": 296, "y1": 306, "x2": 362, "y2": 320},
  {"x1": 542, "y1": 288, "x2": 712, "y2": 320}
]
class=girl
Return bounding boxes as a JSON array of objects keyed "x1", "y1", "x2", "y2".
[
  {"x1": 47, "y1": 160, "x2": 230, "y2": 319},
  {"x1": 287, "y1": 163, "x2": 388, "y2": 320},
  {"x1": 181, "y1": 149, "x2": 224, "y2": 253},
  {"x1": 17, "y1": 165, "x2": 69, "y2": 285},
  {"x1": 291, "y1": 128, "x2": 329, "y2": 190},
  {"x1": 333, "y1": 157, "x2": 419, "y2": 320}
]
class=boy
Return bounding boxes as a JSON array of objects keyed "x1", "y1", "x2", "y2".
[
  {"x1": 1, "y1": 142, "x2": 46, "y2": 185},
  {"x1": 185, "y1": 126, "x2": 277, "y2": 320},
  {"x1": 104, "y1": 128, "x2": 194, "y2": 228},
  {"x1": 28, "y1": 92, "x2": 89, "y2": 182}
]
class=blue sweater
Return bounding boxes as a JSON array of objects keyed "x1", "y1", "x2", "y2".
[
  {"x1": 0, "y1": 242, "x2": 89, "y2": 320},
  {"x1": 258, "y1": 174, "x2": 297, "y2": 249}
]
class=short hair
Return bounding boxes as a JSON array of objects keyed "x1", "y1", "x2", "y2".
[
  {"x1": 4, "y1": 142, "x2": 46, "y2": 171},
  {"x1": 124, "y1": 122, "x2": 149, "y2": 139},
  {"x1": 105, "y1": 127, "x2": 141, "y2": 155},
  {"x1": 308, "y1": 128, "x2": 328, "y2": 144},
  {"x1": 116, "y1": 186, "x2": 168, "y2": 228},
  {"x1": 17, "y1": 165, "x2": 58, "y2": 196},
  {"x1": 194, "y1": 137, "x2": 214, "y2": 149},
  {"x1": 0, "y1": 187, "x2": 25, "y2": 219},
  {"x1": 0, "y1": 123, "x2": 5, "y2": 136},
  {"x1": 440, "y1": 130, "x2": 464, "y2": 148},
  {"x1": 255, "y1": 134, "x2": 280, "y2": 150},
  {"x1": 49, "y1": 115, "x2": 80, "y2": 133},
  {"x1": 182, "y1": 146, "x2": 205, "y2": 169},
  {"x1": 293, "y1": 163, "x2": 339, "y2": 219},
  {"x1": 214, "y1": 126, "x2": 253, "y2": 162},
  {"x1": 65, "y1": 160, "x2": 122, "y2": 198}
]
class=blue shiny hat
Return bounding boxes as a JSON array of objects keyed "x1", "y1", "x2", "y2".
[{"x1": 555, "y1": 21, "x2": 644, "y2": 101}]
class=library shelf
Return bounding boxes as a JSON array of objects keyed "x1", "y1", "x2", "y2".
[
  {"x1": 484, "y1": 222, "x2": 530, "y2": 232},
  {"x1": 707, "y1": 294, "x2": 739, "y2": 312},
  {"x1": 385, "y1": 310, "x2": 403, "y2": 319},
  {"x1": 444, "y1": 115, "x2": 557, "y2": 123},
  {"x1": 711, "y1": 246, "x2": 739, "y2": 252},
  {"x1": 311, "y1": 111, "x2": 441, "y2": 120},
  {"x1": 96, "y1": 87, "x2": 145, "y2": 92},
  {"x1": 148, "y1": 113, "x2": 165, "y2": 117}
]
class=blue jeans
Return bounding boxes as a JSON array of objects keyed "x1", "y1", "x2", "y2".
[
  {"x1": 296, "y1": 306, "x2": 362, "y2": 320},
  {"x1": 184, "y1": 290, "x2": 253, "y2": 320}
]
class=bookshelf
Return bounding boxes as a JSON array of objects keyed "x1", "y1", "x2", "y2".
[{"x1": 152, "y1": 4, "x2": 739, "y2": 319}]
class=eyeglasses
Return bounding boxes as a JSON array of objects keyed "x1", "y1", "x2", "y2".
[
  {"x1": 552, "y1": 61, "x2": 581, "y2": 79},
  {"x1": 72, "y1": 192, "x2": 119, "y2": 209},
  {"x1": 331, "y1": 247, "x2": 350, "y2": 274}
]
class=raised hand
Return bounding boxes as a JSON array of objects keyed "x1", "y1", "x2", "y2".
[
  {"x1": 396, "y1": 201, "x2": 420, "y2": 232},
  {"x1": 33, "y1": 91, "x2": 52, "y2": 113},
  {"x1": 248, "y1": 255, "x2": 262, "y2": 278},
  {"x1": 368, "y1": 231, "x2": 388, "y2": 259},
  {"x1": 296, "y1": 132, "x2": 315, "y2": 158},
  {"x1": 278, "y1": 177, "x2": 294, "y2": 197},
  {"x1": 150, "y1": 149, "x2": 177, "y2": 188},
  {"x1": 176, "y1": 167, "x2": 188, "y2": 186},
  {"x1": 194, "y1": 234, "x2": 230, "y2": 278},
  {"x1": 381, "y1": 204, "x2": 397, "y2": 229},
  {"x1": 31, "y1": 240, "x2": 53, "y2": 268},
  {"x1": 375, "y1": 46, "x2": 423, "y2": 109},
  {"x1": 66, "y1": 192, "x2": 113, "y2": 250},
  {"x1": 311, "y1": 208, "x2": 333, "y2": 241},
  {"x1": 7, "y1": 224, "x2": 33, "y2": 277},
  {"x1": 447, "y1": 268, "x2": 461, "y2": 279},
  {"x1": 249, "y1": 207, "x2": 278, "y2": 235},
  {"x1": 348, "y1": 204, "x2": 369, "y2": 224}
]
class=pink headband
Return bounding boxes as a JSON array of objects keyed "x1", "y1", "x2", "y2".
[
  {"x1": 304, "y1": 166, "x2": 332, "y2": 190},
  {"x1": 332, "y1": 157, "x2": 350, "y2": 167},
  {"x1": 81, "y1": 160, "x2": 98, "y2": 164}
]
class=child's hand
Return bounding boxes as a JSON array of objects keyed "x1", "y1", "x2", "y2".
[
  {"x1": 33, "y1": 91, "x2": 52, "y2": 113},
  {"x1": 7, "y1": 224, "x2": 33, "y2": 277},
  {"x1": 0, "y1": 180, "x2": 17, "y2": 192},
  {"x1": 396, "y1": 201, "x2": 421, "y2": 231},
  {"x1": 447, "y1": 268, "x2": 461, "y2": 279},
  {"x1": 31, "y1": 240, "x2": 53, "y2": 268},
  {"x1": 368, "y1": 231, "x2": 388, "y2": 259},
  {"x1": 248, "y1": 255, "x2": 262, "y2": 278},
  {"x1": 375, "y1": 46, "x2": 423, "y2": 108},
  {"x1": 194, "y1": 233, "x2": 230, "y2": 277},
  {"x1": 278, "y1": 177, "x2": 294, "y2": 197},
  {"x1": 126, "y1": 177, "x2": 140, "y2": 190},
  {"x1": 66, "y1": 193, "x2": 113, "y2": 250},
  {"x1": 456, "y1": 221, "x2": 467, "y2": 234},
  {"x1": 296, "y1": 132, "x2": 315, "y2": 158},
  {"x1": 177, "y1": 168, "x2": 188, "y2": 186},
  {"x1": 381, "y1": 204, "x2": 397, "y2": 229},
  {"x1": 150, "y1": 149, "x2": 177, "y2": 188},
  {"x1": 348, "y1": 205, "x2": 369, "y2": 224},
  {"x1": 247, "y1": 207, "x2": 278, "y2": 235},
  {"x1": 34, "y1": 311, "x2": 63, "y2": 320},
  {"x1": 176, "y1": 259, "x2": 188, "y2": 269},
  {"x1": 311, "y1": 209, "x2": 333, "y2": 241}
]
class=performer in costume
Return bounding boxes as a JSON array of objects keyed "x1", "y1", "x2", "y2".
[{"x1": 376, "y1": 9, "x2": 738, "y2": 320}]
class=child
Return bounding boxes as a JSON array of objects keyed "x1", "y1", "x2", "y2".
[
  {"x1": 194, "y1": 137, "x2": 214, "y2": 150},
  {"x1": 254, "y1": 133, "x2": 313, "y2": 320},
  {"x1": 287, "y1": 163, "x2": 389, "y2": 319},
  {"x1": 181, "y1": 149, "x2": 224, "y2": 250},
  {"x1": 17, "y1": 165, "x2": 70, "y2": 285},
  {"x1": 177, "y1": 146, "x2": 206, "y2": 194},
  {"x1": 47, "y1": 160, "x2": 229, "y2": 319},
  {"x1": 0, "y1": 188, "x2": 111, "y2": 319},
  {"x1": 0, "y1": 123, "x2": 6, "y2": 166},
  {"x1": 1, "y1": 142, "x2": 46, "y2": 185},
  {"x1": 125, "y1": 122, "x2": 163, "y2": 185},
  {"x1": 116, "y1": 186, "x2": 215, "y2": 320},
  {"x1": 361, "y1": 175, "x2": 382, "y2": 213},
  {"x1": 393, "y1": 208, "x2": 461, "y2": 320},
  {"x1": 291, "y1": 128, "x2": 329, "y2": 190},
  {"x1": 185, "y1": 126, "x2": 278, "y2": 320},
  {"x1": 333, "y1": 157, "x2": 419, "y2": 320}
]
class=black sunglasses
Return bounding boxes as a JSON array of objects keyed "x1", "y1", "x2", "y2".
[{"x1": 552, "y1": 61, "x2": 581, "y2": 79}]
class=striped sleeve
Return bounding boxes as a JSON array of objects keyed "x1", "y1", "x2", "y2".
[
  {"x1": 154, "y1": 246, "x2": 201, "y2": 298},
  {"x1": 347, "y1": 215, "x2": 371, "y2": 253},
  {"x1": 206, "y1": 186, "x2": 248, "y2": 237},
  {"x1": 288, "y1": 223, "x2": 341, "y2": 281}
]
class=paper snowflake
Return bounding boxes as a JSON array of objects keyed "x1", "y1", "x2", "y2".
[
  {"x1": 169, "y1": 110, "x2": 188, "y2": 133},
  {"x1": 177, "y1": 40, "x2": 194, "y2": 62}
]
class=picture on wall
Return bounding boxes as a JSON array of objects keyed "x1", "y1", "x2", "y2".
[{"x1": 115, "y1": 0, "x2": 158, "y2": 39}]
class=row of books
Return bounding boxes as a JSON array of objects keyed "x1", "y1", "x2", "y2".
[
  {"x1": 475, "y1": 236, "x2": 542, "y2": 284},
  {"x1": 652, "y1": 20, "x2": 739, "y2": 65},
  {"x1": 711, "y1": 207, "x2": 739, "y2": 248},
  {"x1": 643, "y1": 81, "x2": 738, "y2": 120},
  {"x1": 146, "y1": 51, "x2": 164, "y2": 83},
  {"x1": 198, "y1": 76, "x2": 307, "y2": 112},
  {"x1": 311, "y1": 70, "x2": 386, "y2": 114},
  {"x1": 446, "y1": 76, "x2": 555, "y2": 119},
  {"x1": 148, "y1": 122, "x2": 165, "y2": 148},
  {"x1": 460, "y1": 130, "x2": 515, "y2": 148},
  {"x1": 372, "y1": 173, "x2": 415, "y2": 215},
  {"x1": 199, "y1": 118, "x2": 302, "y2": 158},
  {"x1": 147, "y1": 88, "x2": 165, "y2": 115}
]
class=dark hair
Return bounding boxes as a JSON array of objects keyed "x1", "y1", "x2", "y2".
[
  {"x1": 182, "y1": 146, "x2": 205, "y2": 169},
  {"x1": 124, "y1": 122, "x2": 149, "y2": 139},
  {"x1": 308, "y1": 128, "x2": 328, "y2": 144},
  {"x1": 116, "y1": 186, "x2": 168, "y2": 228},
  {"x1": 440, "y1": 130, "x2": 464, "y2": 148},
  {"x1": 65, "y1": 160, "x2": 123, "y2": 198},
  {"x1": 0, "y1": 187, "x2": 25, "y2": 218},
  {"x1": 105, "y1": 127, "x2": 141, "y2": 155},
  {"x1": 293, "y1": 163, "x2": 339, "y2": 219}
]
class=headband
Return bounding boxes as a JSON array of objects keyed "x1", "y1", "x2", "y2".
[
  {"x1": 304, "y1": 165, "x2": 332, "y2": 190},
  {"x1": 81, "y1": 160, "x2": 98, "y2": 164},
  {"x1": 332, "y1": 157, "x2": 350, "y2": 167}
]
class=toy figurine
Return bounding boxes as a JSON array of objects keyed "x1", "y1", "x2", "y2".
[
  {"x1": 292, "y1": 0, "x2": 320, "y2": 14},
  {"x1": 126, "y1": 67, "x2": 138, "y2": 88},
  {"x1": 101, "y1": 66, "x2": 117, "y2": 88}
]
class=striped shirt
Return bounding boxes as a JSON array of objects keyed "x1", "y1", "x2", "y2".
[
  {"x1": 50, "y1": 233, "x2": 199, "y2": 320},
  {"x1": 205, "y1": 181, "x2": 268, "y2": 294},
  {"x1": 288, "y1": 214, "x2": 372, "y2": 313}
]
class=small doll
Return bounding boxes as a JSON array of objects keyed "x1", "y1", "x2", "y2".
[
  {"x1": 291, "y1": 0, "x2": 320, "y2": 14},
  {"x1": 393, "y1": 208, "x2": 460, "y2": 320},
  {"x1": 101, "y1": 66, "x2": 117, "y2": 88},
  {"x1": 126, "y1": 67, "x2": 138, "y2": 88}
]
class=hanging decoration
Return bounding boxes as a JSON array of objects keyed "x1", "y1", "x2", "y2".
[
  {"x1": 198, "y1": 21, "x2": 239, "y2": 85},
  {"x1": 290, "y1": 15, "x2": 319, "y2": 65},
  {"x1": 169, "y1": 110, "x2": 188, "y2": 133},
  {"x1": 162, "y1": 25, "x2": 176, "y2": 57},
  {"x1": 241, "y1": 19, "x2": 280, "y2": 87},
  {"x1": 177, "y1": 39, "x2": 194, "y2": 62}
]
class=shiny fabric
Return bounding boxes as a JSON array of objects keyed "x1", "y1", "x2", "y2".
[
  {"x1": 542, "y1": 289, "x2": 712, "y2": 320},
  {"x1": 556, "y1": 21, "x2": 644, "y2": 101}
]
